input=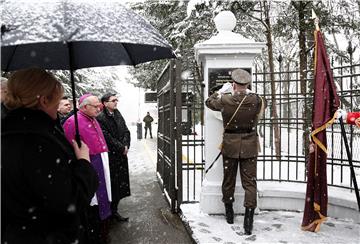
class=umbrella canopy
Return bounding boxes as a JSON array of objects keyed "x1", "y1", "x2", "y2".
[
  {"x1": 1, "y1": 0, "x2": 176, "y2": 144},
  {"x1": 1, "y1": 0, "x2": 176, "y2": 71}
]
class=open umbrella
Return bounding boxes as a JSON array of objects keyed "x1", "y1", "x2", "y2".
[{"x1": 1, "y1": 0, "x2": 176, "y2": 143}]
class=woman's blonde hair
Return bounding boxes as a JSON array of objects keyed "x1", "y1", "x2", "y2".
[{"x1": 5, "y1": 67, "x2": 64, "y2": 110}]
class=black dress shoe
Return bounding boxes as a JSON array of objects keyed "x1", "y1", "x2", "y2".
[{"x1": 112, "y1": 212, "x2": 129, "y2": 222}]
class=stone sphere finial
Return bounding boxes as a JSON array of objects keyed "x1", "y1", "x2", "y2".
[{"x1": 214, "y1": 11, "x2": 236, "y2": 32}]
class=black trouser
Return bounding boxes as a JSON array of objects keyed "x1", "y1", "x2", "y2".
[
  {"x1": 222, "y1": 156, "x2": 257, "y2": 208},
  {"x1": 144, "y1": 126, "x2": 152, "y2": 138}
]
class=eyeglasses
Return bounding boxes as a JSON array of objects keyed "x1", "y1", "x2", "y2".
[
  {"x1": 87, "y1": 104, "x2": 103, "y2": 109},
  {"x1": 108, "y1": 99, "x2": 118, "y2": 103}
]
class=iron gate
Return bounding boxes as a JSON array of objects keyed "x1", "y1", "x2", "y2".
[
  {"x1": 156, "y1": 60, "x2": 205, "y2": 212},
  {"x1": 157, "y1": 60, "x2": 177, "y2": 212}
]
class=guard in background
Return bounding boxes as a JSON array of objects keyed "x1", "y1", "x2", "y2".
[
  {"x1": 205, "y1": 69, "x2": 265, "y2": 235},
  {"x1": 143, "y1": 112, "x2": 154, "y2": 139}
]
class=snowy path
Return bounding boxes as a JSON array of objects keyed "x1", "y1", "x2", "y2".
[{"x1": 109, "y1": 132, "x2": 192, "y2": 244}]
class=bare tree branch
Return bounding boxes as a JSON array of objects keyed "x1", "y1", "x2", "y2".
[{"x1": 236, "y1": 1, "x2": 268, "y2": 29}]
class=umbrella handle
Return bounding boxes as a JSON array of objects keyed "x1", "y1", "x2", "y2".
[{"x1": 75, "y1": 131, "x2": 81, "y2": 147}]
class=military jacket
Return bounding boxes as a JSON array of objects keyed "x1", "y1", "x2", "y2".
[
  {"x1": 143, "y1": 115, "x2": 154, "y2": 127},
  {"x1": 206, "y1": 91, "x2": 263, "y2": 159}
]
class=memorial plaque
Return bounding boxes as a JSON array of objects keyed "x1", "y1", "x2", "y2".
[{"x1": 208, "y1": 68, "x2": 251, "y2": 96}]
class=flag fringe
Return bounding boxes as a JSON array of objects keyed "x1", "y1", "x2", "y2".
[{"x1": 301, "y1": 203, "x2": 327, "y2": 232}]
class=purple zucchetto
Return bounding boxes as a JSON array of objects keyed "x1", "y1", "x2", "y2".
[{"x1": 78, "y1": 93, "x2": 93, "y2": 106}]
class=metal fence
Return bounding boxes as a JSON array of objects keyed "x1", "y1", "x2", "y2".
[
  {"x1": 157, "y1": 59, "x2": 359, "y2": 209},
  {"x1": 254, "y1": 59, "x2": 360, "y2": 192}
]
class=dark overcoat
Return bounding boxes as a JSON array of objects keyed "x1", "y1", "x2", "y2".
[
  {"x1": 97, "y1": 108, "x2": 131, "y2": 202},
  {"x1": 1, "y1": 108, "x2": 99, "y2": 244},
  {"x1": 143, "y1": 115, "x2": 153, "y2": 128},
  {"x1": 1, "y1": 102, "x2": 9, "y2": 119},
  {"x1": 206, "y1": 91, "x2": 263, "y2": 159}
]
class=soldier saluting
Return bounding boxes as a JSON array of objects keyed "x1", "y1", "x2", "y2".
[{"x1": 205, "y1": 69, "x2": 265, "y2": 235}]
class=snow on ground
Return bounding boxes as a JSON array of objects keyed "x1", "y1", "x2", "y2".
[
  {"x1": 128, "y1": 126, "x2": 360, "y2": 244},
  {"x1": 181, "y1": 203, "x2": 360, "y2": 244}
]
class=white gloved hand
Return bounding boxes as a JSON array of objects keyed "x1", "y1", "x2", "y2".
[
  {"x1": 336, "y1": 109, "x2": 347, "y2": 121},
  {"x1": 246, "y1": 88, "x2": 254, "y2": 94},
  {"x1": 218, "y1": 82, "x2": 233, "y2": 94}
]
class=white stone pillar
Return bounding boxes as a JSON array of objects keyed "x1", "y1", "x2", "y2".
[{"x1": 194, "y1": 11, "x2": 265, "y2": 214}]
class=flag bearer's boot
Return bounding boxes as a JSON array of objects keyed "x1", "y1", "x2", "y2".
[
  {"x1": 224, "y1": 203, "x2": 234, "y2": 224},
  {"x1": 243, "y1": 207, "x2": 255, "y2": 235}
]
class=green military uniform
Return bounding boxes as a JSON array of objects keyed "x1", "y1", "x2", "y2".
[{"x1": 205, "y1": 90, "x2": 263, "y2": 208}]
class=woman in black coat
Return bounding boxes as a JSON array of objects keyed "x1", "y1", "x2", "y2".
[
  {"x1": 97, "y1": 93, "x2": 131, "y2": 221},
  {"x1": 1, "y1": 68, "x2": 99, "y2": 244}
]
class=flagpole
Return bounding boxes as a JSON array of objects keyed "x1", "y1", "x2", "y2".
[{"x1": 339, "y1": 119, "x2": 360, "y2": 211}]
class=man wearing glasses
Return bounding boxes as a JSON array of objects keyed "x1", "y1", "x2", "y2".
[
  {"x1": 63, "y1": 94, "x2": 112, "y2": 244},
  {"x1": 97, "y1": 93, "x2": 131, "y2": 222}
]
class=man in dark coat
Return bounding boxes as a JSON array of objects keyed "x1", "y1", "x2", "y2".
[
  {"x1": 143, "y1": 112, "x2": 154, "y2": 139},
  {"x1": 97, "y1": 93, "x2": 131, "y2": 222},
  {"x1": 205, "y1": 69, "x2": 265, "y2": 235}
]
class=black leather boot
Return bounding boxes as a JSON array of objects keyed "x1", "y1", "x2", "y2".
[
  {"x1": 224, "y1": 203, "x2": 234, "y2": 224},
  {"x1": 243, "y1": 207, "x2": 255, "y2": 235}
]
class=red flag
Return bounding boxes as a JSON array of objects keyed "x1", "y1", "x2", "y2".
[{"x1": 301, "y1": 30, "x2": 340, "y2": 232}]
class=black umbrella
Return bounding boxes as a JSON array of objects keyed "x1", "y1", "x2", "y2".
[{"x1": 1, "y1": 0, "x2": 176, "y2": 144}]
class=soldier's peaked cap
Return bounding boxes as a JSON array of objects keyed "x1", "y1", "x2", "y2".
[{"x1": 231, "y1": 69, "x2": 251, "y2": 84}]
